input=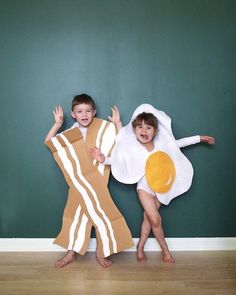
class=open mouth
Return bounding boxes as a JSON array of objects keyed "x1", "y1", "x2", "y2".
[{"x1": 140, "y1": 134, "x2": 148, "y2": 140}]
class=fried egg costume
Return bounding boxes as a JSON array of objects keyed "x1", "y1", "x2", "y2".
[
  {"x1": 111, "y1": 104, "x2": 200, "y2": 205},
  {"x1": 46, "y1": 118, "x2": 133, "y2": 258}
]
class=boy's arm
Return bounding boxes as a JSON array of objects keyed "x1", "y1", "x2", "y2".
[
  {"x1": 44, "y1": 106, "x2": 64, "y2": 143},
  {"x1": 108, "y1": 105, "x2": 122, "y2": 133},
  {"x1": 90, "y1": 106, "x2": 122, "y2": 164},
  {"x1": 176, "y1": 135, "x2": 215, "y2": 148}
]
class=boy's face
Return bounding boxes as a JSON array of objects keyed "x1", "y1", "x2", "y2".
[
  {"x1": 71, "y1": 103, "x2": 96, "y2": 127},
  {"x1": 134, "y1": 121, "x2": 157, "y2": 145}
]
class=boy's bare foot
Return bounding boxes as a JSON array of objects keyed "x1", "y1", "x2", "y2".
[
  {"x1": 96, "y1": 254, "x2": 113, "y2": 268},
  {"x1": 137, "y1": 247, "x2": 147, "y2": 262},
  {"x1": 163, "y1": 252, "x2": 175, "y2": 264},
  {"x1": 55, "y1": 250, "x2": 77, "y2": 268}
]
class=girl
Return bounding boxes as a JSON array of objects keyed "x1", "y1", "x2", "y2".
[{"x1": 91, "y1": 104, "x2": 215, "y2": 263}]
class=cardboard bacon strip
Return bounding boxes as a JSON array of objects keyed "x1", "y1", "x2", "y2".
[{"x1": 46, "y1": 118, "x2": 133, "y2": 257}]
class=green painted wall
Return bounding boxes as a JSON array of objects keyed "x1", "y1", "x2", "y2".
[{"x1": 0, "y1": 0, "x2": 235, "y2": 238}]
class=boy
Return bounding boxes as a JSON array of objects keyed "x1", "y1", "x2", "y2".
[
  {"x1": 93, "y1": 104, "x2": 215, "y2": 263},
  {"x1": 45, "y1": 94, "x2": 133, "y2": 268}
]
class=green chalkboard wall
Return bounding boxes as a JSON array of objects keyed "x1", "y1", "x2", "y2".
[{"x1": 0, "y1": 0, "x2": 235, "y2": 238}]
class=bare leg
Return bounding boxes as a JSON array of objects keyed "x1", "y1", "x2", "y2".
[
  {"x1": 138, "y1": 190, "x2": 175, "y2": 264},
  {"x1": 55, "y1": 250, "x2": 77, "y2": 268},
  {"x1": 154, "y1": 199, "x2": 175, "y2": 263},
  {"x1": 137, "y1": 212, "x2": 151, "y2": 262},
  {"x1": 96, "y1": 248, "x2": 113, "y2": 268}
]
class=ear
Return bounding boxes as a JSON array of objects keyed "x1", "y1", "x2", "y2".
[
  {"x1": 154, "y1": 128, "x2": 158, "y2": 136},
  {"x1": 71, "y1": 111, "x2": 76, "y2": 119},
  {"x1": 93, "y1": 109, "x2": 96, "y2": 117}
]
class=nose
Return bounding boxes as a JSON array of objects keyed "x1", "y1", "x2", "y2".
[{"x1": 142, "y1": 126, "x2": 147, "y2": 133}]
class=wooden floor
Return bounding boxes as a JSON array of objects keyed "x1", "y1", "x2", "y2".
[{"x1": 0, "y1": 251, "x2": 236, "y2": 295}]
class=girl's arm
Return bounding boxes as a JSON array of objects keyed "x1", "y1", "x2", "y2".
[
  {"x1": 176, "y1": 135, "x2": 215, "y2": 148},
  {"x1": 89, "y1": 147, "x2": 111, "y2": 165},
  {"x1": 200, "y1": 135, "x2": 215, "y2": 145}
]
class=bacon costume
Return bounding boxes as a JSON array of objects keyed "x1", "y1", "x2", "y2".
[{"x1": 46, "y1": 118, "x2": 133, "y2": 257}]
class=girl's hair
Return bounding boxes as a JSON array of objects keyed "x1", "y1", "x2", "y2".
[
  {"x1": 132, "y1": 112, "x2": 158, "y2": 130},
  {"x1": 71, "y1": 94, "x2": 96, "y2": 111}
]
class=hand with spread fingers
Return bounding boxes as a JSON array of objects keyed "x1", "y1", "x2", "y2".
[
  {"x1": 200, "y1": 136, "x2": 215, "y2": 145},
  {"x1": 90, "y1": 147, "x2": 105, "y2": 163}
]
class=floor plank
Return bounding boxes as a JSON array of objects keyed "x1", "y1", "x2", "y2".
[{"x1": 0, "y1": 251, "x2": 235, "y2": 294}]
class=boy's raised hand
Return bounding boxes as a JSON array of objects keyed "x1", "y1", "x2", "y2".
[
  {"x1": 53, "y1": 105, "x2": 64, "y2": 126},
  {"x1": 44, "y1": 106, "x2": 64, "y2": 143},
  {"x1": 200, "y1": 135, "x2": 215, "y2": 145},
  {"x1": 108, "y1": 105, "x2": 122, "y2": 132}
]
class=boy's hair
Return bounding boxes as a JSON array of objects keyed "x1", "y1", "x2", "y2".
[
  {"x1": 71, "y1": 94, "x2": 96, "y2": 111},
  {"x1": 132, "y1": 112, "x2": 158, "y2": 130}
]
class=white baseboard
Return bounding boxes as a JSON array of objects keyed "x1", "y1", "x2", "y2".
[{"x1": 0, "y1": 238, "x2": 235, "y2": 252}]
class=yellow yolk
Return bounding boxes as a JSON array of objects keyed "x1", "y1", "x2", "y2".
[{"x1": 145, "y1": 151, "x2": 176, "y2": 193}]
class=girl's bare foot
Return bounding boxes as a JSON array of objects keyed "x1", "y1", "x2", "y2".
[
  {"x1": 137, "y1": 246, "x2": 147, "y2": 262},
  {"x1": 96, "y1": 253, "x2": 113, "y2": 268},
  {"x1": 163, "y1": 252, "x2": 175, "y2": 264},
  {"x1": 55, "y1": 250, "x2": 77, "y2": 268}
]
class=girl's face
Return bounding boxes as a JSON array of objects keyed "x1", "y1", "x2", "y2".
[
  {"x1": 71, "y1": 103, "x2": 96, "y2": 127},
  {"x1": 134, "y1": 120, "x2": 157, "y2": 145}
]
